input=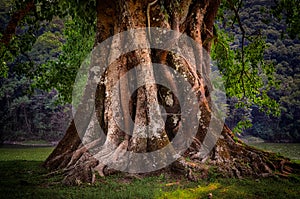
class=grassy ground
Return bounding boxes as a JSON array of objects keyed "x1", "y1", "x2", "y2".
[
  {"x1": 250, "y1": 143, "x2": 300, "y2": 163},
  {"x1": 0, "y1": 146, "x2": 299, "y2": 198}
]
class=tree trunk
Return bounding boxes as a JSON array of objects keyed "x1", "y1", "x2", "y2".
[{"x1": 44, "y1": 0, "x2": 296, "y2": 185}]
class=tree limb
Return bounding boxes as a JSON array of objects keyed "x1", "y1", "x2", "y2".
[{"x1": 0, "y1": 1, "x2": 35, "y2": 46}]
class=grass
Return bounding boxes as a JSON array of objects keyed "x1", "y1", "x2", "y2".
[
  {"x1": 0, "y1": 146, "x2": 300, "y2": 198},
  {"x1": 0, "y1": 147, "x2": 53, "y2": 161},
  {"x1": 158, "y1": 177, "x2": 300, "y2": 199},
  {"x1": 250, "y1": 143, "x2": 300, "y2": 161}
]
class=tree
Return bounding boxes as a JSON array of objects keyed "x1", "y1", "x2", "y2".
[
  {"x1": 41, "y1": 0, "x2": 298, "y2": 185},
  {"x1": 1, "y1": 0, "x2": 299, "y2": 185}
]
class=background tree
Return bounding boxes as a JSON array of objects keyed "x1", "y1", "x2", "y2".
[{"x1": 0, "y1": 0, "x2": 94, "y2": 142}]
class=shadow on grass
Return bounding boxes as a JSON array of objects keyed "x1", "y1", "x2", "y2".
[
  {"x1": 0, "y1": 160, "x2": 168, "y2": 199},
  {"x1": 0, "y1": 160, "x2": 50, "y2": 198}
]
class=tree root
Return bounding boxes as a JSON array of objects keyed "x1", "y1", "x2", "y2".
[
  {"x1": 48, "y1": 133, "x2": 297, "y2": 186},
  {"x1": 171, "y1": 157, "x2": 209, "y2": 181}
]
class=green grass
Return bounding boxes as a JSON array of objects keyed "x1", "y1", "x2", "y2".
[
  {"x1": 158, "y1": 177, "x2": 300, "y2": 199},
  {"x1": 250, "y1": 143, "x2": 300, "y2": 161},
  {"x1": 0, "y1": 147, "x2": 53, "y2": 161},
  {"x1": 0, "y1": 146, "x2": 299, "y2": 198}
]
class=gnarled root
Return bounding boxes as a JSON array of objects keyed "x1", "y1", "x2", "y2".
[
  {"x1": 203, "y1": 126, "x2": 294, "y2": 179},
  {"x1": 171, "y1": 157, "x2": 209, "y2": 181}
]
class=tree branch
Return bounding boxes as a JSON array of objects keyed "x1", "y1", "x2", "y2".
[
  {"x1": 227, "y1": 0, "x2": 246, "y2": 98},
  {"x1": 0, "y1": 1, "x2": 35, "y2": 46}
]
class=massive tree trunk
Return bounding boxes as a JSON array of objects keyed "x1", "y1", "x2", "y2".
[{"x1": 44, "y1": 0, "x2": 295, "y2": 185}]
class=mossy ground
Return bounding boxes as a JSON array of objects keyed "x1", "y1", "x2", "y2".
[{"x1": 0, "y1": 145, "x2": 299, "y2": 199}]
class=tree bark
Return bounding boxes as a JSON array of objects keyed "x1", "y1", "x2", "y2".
[{"x1": 44, "y1": 0, "x2": 296, "y2": 185}]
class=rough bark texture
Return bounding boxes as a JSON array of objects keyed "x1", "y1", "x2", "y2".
[{"x1": 44, "y1": 0, "x2": 296, "y2": 185}]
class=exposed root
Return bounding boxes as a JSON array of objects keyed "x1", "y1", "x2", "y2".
[
  {"x1": 202, "y1": 126, "x2": 295, "y2": 179},
  {"x1": 62, "y1": 153, "x2": 98, "y2": 185},
  {"x1": 66, "y1": 138, "x2": 102, "y2": 168},
  {"x1": 171, "y1": 157, "x2": 209, "y2": 181},
  {"x1": 47, "y1": 122, "x2": 298, "y2": 186}
]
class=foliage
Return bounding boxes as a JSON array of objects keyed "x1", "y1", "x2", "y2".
[
  {"x1": 0, "y1": 76, "x2": 71, "y2": 142},
  {"x1": 211, "y1": 25, "x2": 279, "y2": 134},
  {"x1": 0, "y1": 1, "x2": 94, "y2": 142},
  {"x1": 214, "y1": 0, "x2": 300, "y2": 140},
  {"x1": 32, "y1": 17, "x2": 95, "y2": 103},
  {"x1": 271, "y1": 0, "x2": 300, "y2": 39},
  {"x1": 0, "y1": 0, "x2": 96, "y2": 78},
  {"x1": 0, "y1": 0, "x2": 65, "y2": 78},
  {"x1": 29, "y1": 30, "x2": 63, "y2": 64}
]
